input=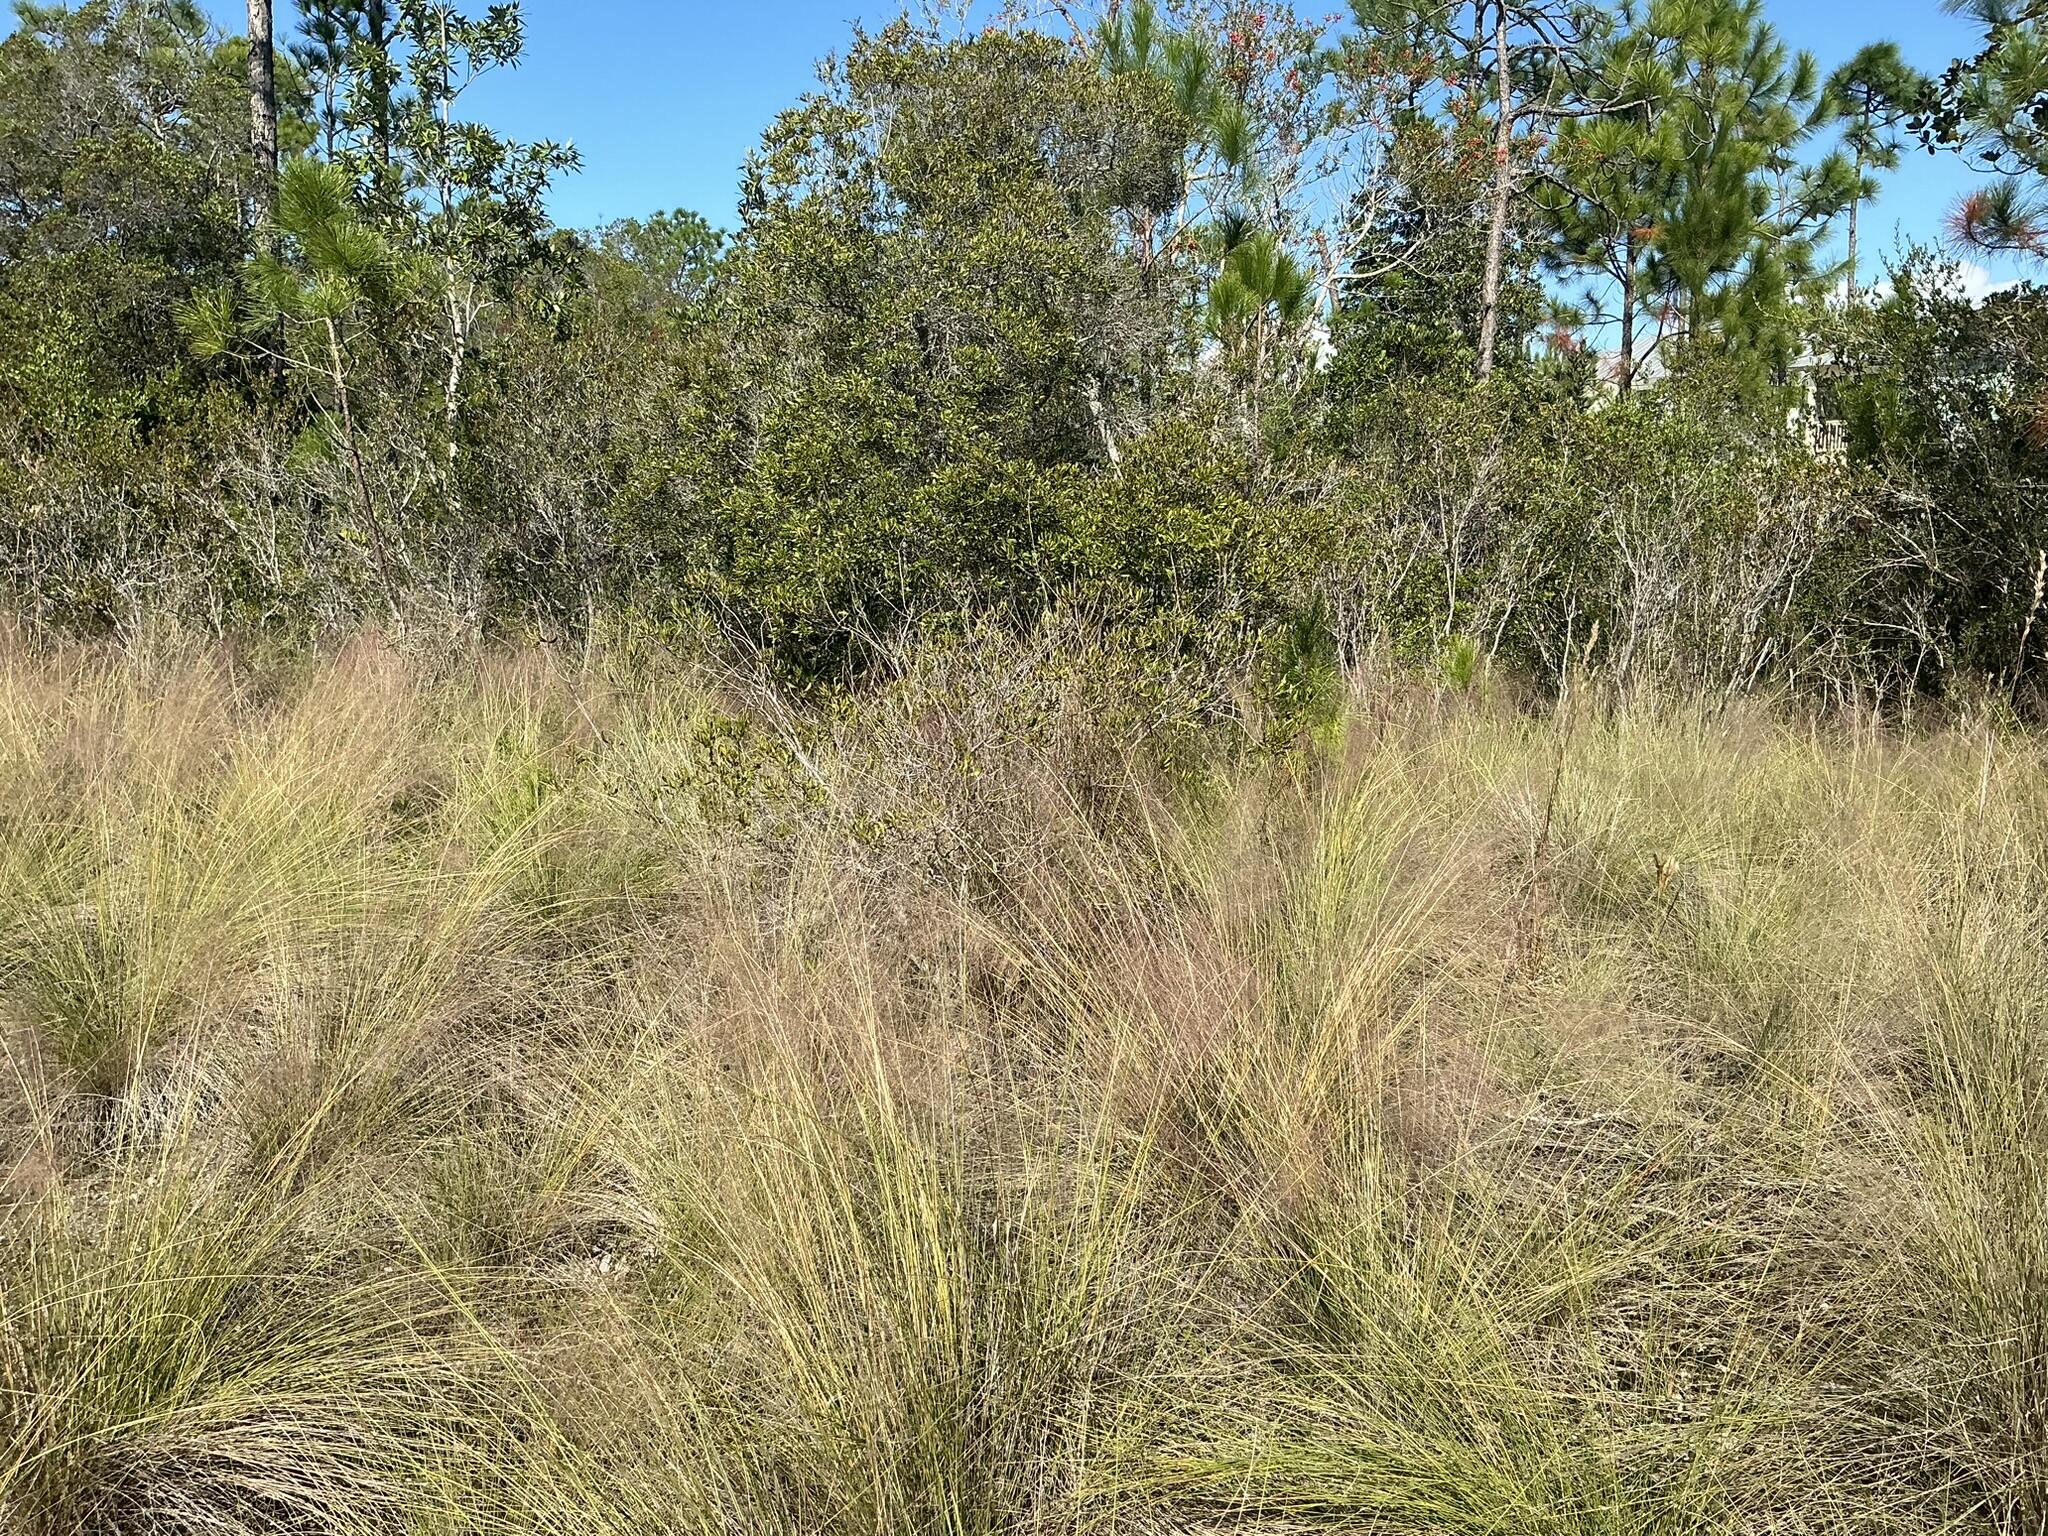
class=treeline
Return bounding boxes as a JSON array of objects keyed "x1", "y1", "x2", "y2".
[{"x1": 1, "y1": 0, "x2": 2045, "y2": 702}]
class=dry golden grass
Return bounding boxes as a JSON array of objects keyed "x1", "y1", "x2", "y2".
[{"x1": 0, "y1": 624, "x2": 2042, "y2": 1534}]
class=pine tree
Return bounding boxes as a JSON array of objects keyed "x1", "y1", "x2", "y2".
[
  {"x1": 1917, "y1": 0, "x2": 2048, "y2": 258},
  {"x1": 290, "y1": 0, "x2": 380, "y2": 159},
  {"x1": 180, "y1": 158, "x2": 425, "y2": 617},
  {"x1": 1330, "y1": 115, "x2": 1548, "y2": 390},
  {"x1": 288, "y1": 0, "x2": 399, "y2": 173},
  {"x1": 1823, "y1": 43, "x2": 1927, "y2": 297},
  {"x1": 1530, "y1": 4, "x2": 1677, "y2": 393},
  {"x1": 1535, "y1": 0, "x2": 1851, "y2": 394},
  {"x1": 1351, "y1": 0, "x2": 1590, "y2": 379},
  {"x1": 1655, "y1": 0, "x2": 1851, "y2": 373}
]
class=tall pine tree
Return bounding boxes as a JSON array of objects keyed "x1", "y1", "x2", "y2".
[
  {"x1": 1535, "y1": 0, "x2": 1852, "y2": 395},
  {"x1": 1823, "y1": 42, "x2": 1927, "y2": 297}
]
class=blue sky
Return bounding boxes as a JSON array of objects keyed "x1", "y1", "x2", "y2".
[{"x1": 25, "y1": 0, "x2": 2039, "y2": 286}]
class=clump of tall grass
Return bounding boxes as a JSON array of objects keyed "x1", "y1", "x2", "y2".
[
  {"x1": 1, "y1": 625, "x2": 2044, "y2": 1534},
  {"x1": 0, "y1": 1162, "x2": 479, "y2": 1536}
]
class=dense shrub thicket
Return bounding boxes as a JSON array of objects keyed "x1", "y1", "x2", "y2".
[{"x1": 0, "y1": 0, "x2": 2044, "y2": 704}]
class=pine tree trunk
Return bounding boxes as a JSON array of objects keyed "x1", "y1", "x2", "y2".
[
  {"x1": 1475, "y1": 0, "x2": 1514, "y2": 382},
  {"x1": 1845, "y1": 144, "x2": 1863, "y2": 300},
  {"x1": 1618, "y1": 235, "x2": 1637, "y2": 397},
  {"x1": 366, "y1": 2, "x2": 396, "y2": 166},
  {"x1": 246, "y1": 0, "x2": 278, "y2": 203}
]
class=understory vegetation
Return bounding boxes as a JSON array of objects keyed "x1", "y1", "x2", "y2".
[
  {"x1": 2, "y1": 627, "x2": 2045, "y2": 1533},
  {"x1": 6, "y1": 0, "x2": 2048, "y2": 1527},
  {"x1": 2, "y1": 0, "x2": 2044, "y2": 702}
]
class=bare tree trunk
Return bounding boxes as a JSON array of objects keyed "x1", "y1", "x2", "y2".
[
  {"x1": 325, "y1": 316, "x2": 400, "y2": 622},
  {"x1": 1476, "y1": 0, "x2": 1515, "y2": 381},
  {"x1": 246, "y1": 0, "x2": 278, "y2": 203},
  {"x1": 1085, "y1": 378, "x2": 1122, "y2": 468},
  {"x1": 1845, "y1": 145, "x2": 1864, "y2": 300},
  {"x1": 444, "y1": 284, "x2": 467, "y2": 469},
  {"x1": 436, "y1": 9, "x2": 466, "y2": 499},
  {"x1": 1618, "y1": 236, "x2": 1637, "y2": 397},
  {"x1": 367, "y1": 3, "x2": 396, "y2": 165}
]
